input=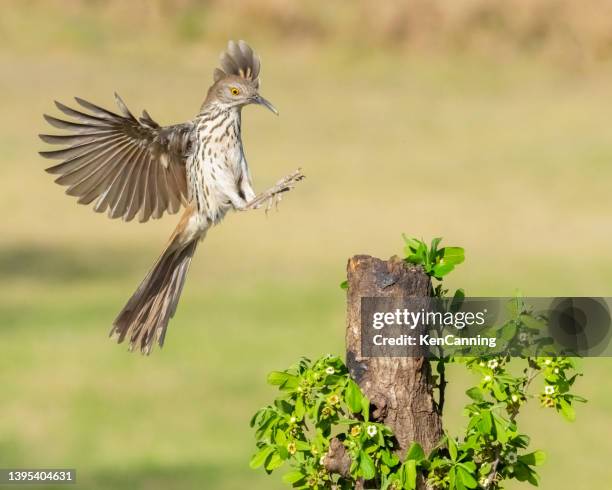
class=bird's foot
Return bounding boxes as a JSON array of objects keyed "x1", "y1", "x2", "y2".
[{"x1": 245, "y1": 169, "x2": 305, "y2": 212}]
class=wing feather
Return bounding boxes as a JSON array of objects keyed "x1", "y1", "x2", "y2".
[
  {"x1": 39, "y1": 95, "x2": 194, "y2": 221},
  {"x1": 52, "y1": 137, "x2": 131, "y2": 184},
  {"x1": 80, "y1": 144, "x2": 142, "y2": 208},
  {"x1": 124, "y1": 149, "x2": 148, "y2": 222},
  {"x1": 108, "y1": 147, "x2": 145, "y2": 218},
  {"x1": 64, "y1": 140, "x2": 133, "y2": 197}
]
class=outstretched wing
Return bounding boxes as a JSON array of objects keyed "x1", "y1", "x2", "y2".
[{"x1": 40, "y1": 94, "x2": 194, "y2": 222}]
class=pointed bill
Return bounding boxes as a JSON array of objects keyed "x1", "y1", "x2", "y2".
[{"x1": 253, "y1": 94, "x2": 278, "y2": 115}]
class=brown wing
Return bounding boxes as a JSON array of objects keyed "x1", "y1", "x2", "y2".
[{"x1": 39, "y1": 94, "x2": 194, "y2": 222}]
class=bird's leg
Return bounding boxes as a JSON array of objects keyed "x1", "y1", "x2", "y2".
[{"x1": 244, "y1": 169, "x2": 305, "y2": 212}]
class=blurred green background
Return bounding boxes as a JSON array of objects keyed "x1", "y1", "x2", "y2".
[{"x1": 1, "y1": 1, "x2": 612, "y2": 488}]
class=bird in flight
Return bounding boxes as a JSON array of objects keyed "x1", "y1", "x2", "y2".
[{"x1": 40, "y1": 40, "x2": 304, "y2": 355}]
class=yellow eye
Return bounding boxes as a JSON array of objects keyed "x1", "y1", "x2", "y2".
[{"x1": 230, "y1": 87, "x2": 240, "y2": 96}]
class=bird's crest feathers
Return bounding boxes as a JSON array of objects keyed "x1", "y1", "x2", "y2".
[{"x1": 214, "y1": 40, "x2": 261, "y2": 87}]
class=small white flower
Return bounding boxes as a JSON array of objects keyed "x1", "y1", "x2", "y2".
[
  {"x1": 554, "y1": 368, "x2": 560, "y2": 374},
  {"x1": 366, "y1": 425, "x2": 378, "y2": 437},
  {"x1": 511, "y1": 394, "x2": 519, "y2": 402},
  {"x1": 544, "y1": 385, "x2": 555, "y2": 395},
  {"x1": 544, "y1": 359, "x2": 552, "y2": 365},
  {"x1": 484, "y1": 375, "x2": 492, "y2": 382},
  {"x1": 319, "y1": 455, "x2": 326, "y2": 465},
  {"x1": 487, "y1": 359, "x2": 499, "y2": 370},
  {"x1": 325, "y1": 367, "x2": 335, "y2": 375},
  {"x1": 505, "y1": 451, "x2": 518, "y2": 464},
  {"x1": 290, "y1": 417, "x2": 297, "y2": 424},
  {"x1": 519, "y1": 332, "x2": 528, "y2": 342}
]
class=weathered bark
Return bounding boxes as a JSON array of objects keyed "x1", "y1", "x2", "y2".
[
  {"x1": 323, "y1": 438, "x2": 352, "y2": 478},
  {"x1": 345, "y1": 255, "x2": 443, "y2": 489}
]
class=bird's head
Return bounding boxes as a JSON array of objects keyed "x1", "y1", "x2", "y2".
[
  {"x1": 202, "y1": 40, "x2": 278, "y2": 115},
  {"x1": 208, "y1": 75, "x2": 278, "y2": 115}
]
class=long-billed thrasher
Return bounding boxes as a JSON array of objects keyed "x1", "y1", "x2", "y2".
[{"x1": 39, "y1": 40, "x2": 304, "y2": 355}]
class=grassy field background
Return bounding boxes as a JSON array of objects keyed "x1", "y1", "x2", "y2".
[{"x1": 1, "y1": 2, "x2": 612, "y2": 489}]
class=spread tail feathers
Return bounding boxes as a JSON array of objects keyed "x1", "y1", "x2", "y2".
[{"x1": 110, "y1": 238, "x2": 198, "y2": 355}]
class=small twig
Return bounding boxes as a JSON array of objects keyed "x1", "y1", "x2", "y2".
[
  {"x1": 433, "y1": 318, "x2": 447, "y2": 415},
  {"x1": 437, "y1": 358, "x2": 447, "y2": 415},
  {"x1": 522, "y1": 363, "x2": 542, "y2": 397},
  {"x1": 483, "y1": 450, "x2": 502, "y2": 489}
]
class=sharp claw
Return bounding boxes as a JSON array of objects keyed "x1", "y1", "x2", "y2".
[{"x1": 246, "y1": 169, "x2": 304, "y2": 212}]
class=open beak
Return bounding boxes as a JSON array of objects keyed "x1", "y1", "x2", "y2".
[{"x1": 253, "y1": 94, "x2": 279, "y2": 115}]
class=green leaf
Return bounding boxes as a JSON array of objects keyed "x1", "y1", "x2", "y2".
[
  {"x1": 274, "y1": 430, "x2": 287, "y2": 445},
  {"x1": 267, "y1": 371, "x2": 289, "y2": 385},
  {"x1": 405, "y1": 459, "x2": 417, "y2": 489},
  {"x1": 277, "y1": 444, "x2": 288, "y2": 460},
  {"x1": 403, "y1": 237, "x2": 428, "y2": 266},
  {"x1": 429, "y1": 237, "x2": 442, "y2": 263},
  {"x1": 432, "y1": 263, "x2": 454, "y2": 279},
  {"x1": 405, "y1": 442, "x2": 425, "y2": 462},
  {"x1": 294, "y1": 396, "x2": 305, "y2": 419},
  {"x1": 402, "y1": 234, "x2": 421, "y2": 251},
  {"x1": 265, "y1": 451, "x2": 284, "y2": 471},
  {"x1": 360, "y1": 453, "x2": 376, "y2": 480},
  {"x1": 478, "y1": 410, "x2": 493, "y2": 434},
  {"x1": 340, "y1": 280, "x2": 348, "y2": 290},
  {"x1": 457, "y1": 467, "x2": 478, "y2": 489},
  {"x1": 282, "y1": 471, "x2": 305, "y2": 484},
  {"x1": 519, "y1": 313, "x2": 546, "y2": 330},
  {"x1": 267, "y1": 372, "x2": 299, "y2": 390},
  {"x1": 448, "y1": 466, "x2": 456, "y2": 489},
  {"x1": 498, "y1": 322, "x2": 518, "y2": 341},
  {"x1": 519, "y1": 450, "x2": 546, "y2": 467},
  {"x1": 345, "y1": 379, "x2": 363, "y2": 414},
  {"x1": 361, "y1": 395, "x2": 371, "y2": 421},
  {"x1": 558, "y1": 398, "x2": 576, "y2": 422},
  {"x1": 514, "y1": 462, "x2": 530, "y2": 481},
  {"x1": 274, "y1": 399, "x2": 293, "y2": 415},
  {"x1": 506, "y1": 297, "x2": 522, "y2": 318},
  {"x1": 460, "y1": 461, "x2": 476, "y2": 472},
  {"x1": 440, "y1": 246, "x2": 465, "y2": 266},
  {"x1": 295, "y1": 441, "x2": 311, "y2": 451},
  {"x1": 493, "y1": 414, "x2": 509, "y2": 443},
  {"x1": 526, "y1": 467, "x2": 540, "y2": 486},
  {"x1": 450, "y1": 289, "x2": 465, "y2": 312},
  {"x1": 448, "y1": 435, "x2": 458, "y2": 461},
  {"x1": 492, "y1": 381, "x2": 508, "y2": 401},
  {"x1": 455, "y1": 475, "x2": 467, "y2": 490},
  {"x1": 250, "y1": 446, "x2": 275, "y2": 469},
  {"x1": 466, "y1": 387, "x2": 484, "y2": 402},
  {"x1": 381, "y1": 449, "x2": 400, "y2": 467}
]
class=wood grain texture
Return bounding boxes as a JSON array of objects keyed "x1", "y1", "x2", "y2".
[{"x1": 346, "y1": 255, "x2": 443, "y2": 489}]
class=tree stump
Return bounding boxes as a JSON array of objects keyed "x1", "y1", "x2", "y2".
[{"x1": 346, "y1": 255, "x2": 443, "y2": 489}]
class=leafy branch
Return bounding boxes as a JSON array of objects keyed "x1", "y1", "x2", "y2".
[{"x1": 252, "y1": 237, "x2": 585, "y2": 490}]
